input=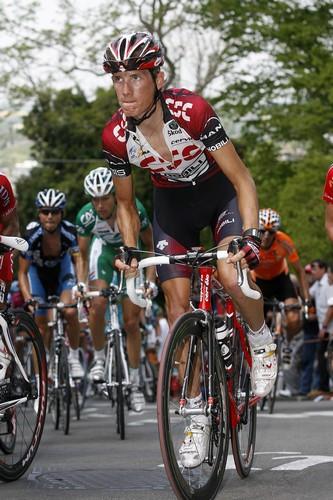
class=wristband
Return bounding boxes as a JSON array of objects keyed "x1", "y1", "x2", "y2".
[{"x1": 243, "y1": 228, "x2": 262, "y2": 240}]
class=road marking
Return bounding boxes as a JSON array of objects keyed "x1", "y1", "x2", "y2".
[
  {"x1": 259, "y1": 411, "x2": 333, "y2": 419},
  {"x1": 271, "y1": 455, "x2": 333, "y2": 470}
]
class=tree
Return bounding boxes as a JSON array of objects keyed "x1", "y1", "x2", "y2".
[
  {"x1": 15, "y1": 86, "x2": 118, "y2": 226},
  {"x1": 201, "y1": 0, "x2": 333, "y2": 262},
  {"x1": 15, "y1": 85, "x2": 155, "y2": 228}
]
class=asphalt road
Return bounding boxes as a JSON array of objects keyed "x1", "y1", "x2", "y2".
[{"x1": 1, "y1": 395, "x2": 333, "y2": 500}]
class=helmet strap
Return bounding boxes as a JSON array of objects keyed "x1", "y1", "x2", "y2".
[{"x1": 131, "y1": 91, "x2": 160, "y2": 126}]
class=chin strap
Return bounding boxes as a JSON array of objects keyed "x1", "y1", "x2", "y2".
[{"x1": 131, "y1": 91, "x2": 161, "y2": 126}]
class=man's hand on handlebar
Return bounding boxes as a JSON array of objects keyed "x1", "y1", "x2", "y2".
[
  {"x1": 144, "y1": 281, "x2": 158, "y2": 299},
  {"x1": 72, "y1": 282, "x2": 87, "y2": 300},
  {"x1": 114, "y1": 246, "x2": 140, "y2": 278},
  {"x1": 24, "y1": 297, "x2": 38, "y2": 314},
  {"x1": 227, "y1": 235, "x2": 261, "y2": 270}
]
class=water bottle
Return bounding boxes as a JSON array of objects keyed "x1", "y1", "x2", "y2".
[{"x1": 215, "y1": 318, "x2": 232, "y2": 370}]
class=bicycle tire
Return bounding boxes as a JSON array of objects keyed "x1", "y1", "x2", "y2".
[
  {"x1": 72, "y1": 381, "x2": 80, "y2": 421},
  {"x1": 230, "y1": 322, "x2": 257, "y2": 478},
  {"x1": 141, "y1": 357, "x2": 157, "y2": 403},
  {"x1": 115, "y1": 332, "x2": 125, "y2": 440},
  {"x1": 48, "y1": 343, "x2": 60, "y2": 430},
  {"x1": 267, "y1": 336, "x2": 282, "y2": 414},
  {"x1": 259, "y1": 334, "x2": 281, "y2": 414},
  {"x1": 58, "y1": 344, "x2": 71, "y2": 435},
  {"x1": 0, "y1": 310, "x2": 47, "y2": 482},
  {"x1": 157, "y1": 311, "x2": 229, "y2": 500}
]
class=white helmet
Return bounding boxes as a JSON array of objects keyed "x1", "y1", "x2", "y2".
[
  {"x1": 84, "y1": 167, "x2": 114, "y2": 197},
  {"x1": 35, "y1": 188, "x2": 66, "y2": 209},
  {"x1": 259, "y1": 208, "x2": 281, "y2": 231}
]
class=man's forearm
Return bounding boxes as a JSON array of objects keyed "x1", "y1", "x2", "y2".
[{"x1": 117, "y1": 203, "x2": 140, "y2": 247}]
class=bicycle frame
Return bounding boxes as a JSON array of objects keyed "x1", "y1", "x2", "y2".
[
  {"x1": 104, "y1": 294, "x2": 130, "y2": 394},
  {"x1": 188, "y1": 265, "x2": 260, "y2": 429}
]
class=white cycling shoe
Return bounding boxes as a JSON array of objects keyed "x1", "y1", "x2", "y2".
[
  {"x1": 130, "y1": 386, "x2": 145, "y2": 413},
  {"x1": 250, "y1": 342, "x2": 277, "y2": 397},
  {"x1": 179, "y1": 414, "x2": 210, "y2": 469}
]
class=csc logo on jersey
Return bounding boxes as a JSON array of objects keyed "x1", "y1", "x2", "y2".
[{"x1": 165, "y1": 98, "x2": 193, "y2": 122}]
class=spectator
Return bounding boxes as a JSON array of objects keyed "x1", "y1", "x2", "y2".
[
  {"x1": 299, "y1": 265, "x2": 319, "y2": 397},
  {"x1": 308, "y1": 259, "x2": 333, "y2": 394}
]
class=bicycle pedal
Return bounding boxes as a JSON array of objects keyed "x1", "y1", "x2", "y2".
[{"x1": 0, "y1": 379, "x2": 11, "y2": 403}]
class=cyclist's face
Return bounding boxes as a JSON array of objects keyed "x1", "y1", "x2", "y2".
[
  {"x1": 260, "y1": 229, "x2": 276, "y2": 249},
  {"x1": 38, "y1": 208, "x2": 62, "y2": 232},
  {"x1": 112, "y1": 70, "x2": 162, "y2": 118},
  {"x1": 92, "y1": 194, "x2": 115, "y2": 219}
]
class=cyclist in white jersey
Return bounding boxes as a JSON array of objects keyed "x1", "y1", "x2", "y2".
[{"x1": 75, "y1": 167, "x2": 156, "y2": 412}]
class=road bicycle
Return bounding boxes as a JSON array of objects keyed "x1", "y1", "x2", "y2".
[
  {"x1": 38, "y1": 298, "x2": 81, "y2": 435},
  {"x1": 139, "y1": 298, "x2": 158, "y2": 403},
  {"x1": 127, "y1": 242, "x2": 262, "y2": 499},
  {"x1": 260, "y1": 299, "x2": 304, "y2": 413},
  {"x1": 83, "y1": 278, "x2": 131, "y2": 441},
  {"x1": 0, "y1": 235, "x2": 47, "y2": 482}
]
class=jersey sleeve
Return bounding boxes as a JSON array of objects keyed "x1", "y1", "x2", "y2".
[
  {"x1": 278, "y1": 232, "x2": 299, "y2": 264},
  {"x1": 76, "y1": 204, "x2": 96, "y2": 237},
  {"x1": 164, "y1": 90, "x2": 229, "y2": 152},
  {"x1": 0, "y1": 173, "x2": 16, "y2": 216},
  {"x1": 135, "y1": 198, "x2": 150, "y2": 232},
  {"x1": 102, "y1": 111, "x2": 132, "y2": 178},
  {"x1": 20, "y1": 222, "x2": 40, "y2": 260},
  {"x1": 62, "y1": 221, "x2": 80, "y2": 254},
  {"x1": 323, "y1": 165, "x2": 333, "y2": 203}
]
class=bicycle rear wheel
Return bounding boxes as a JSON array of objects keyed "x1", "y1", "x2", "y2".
[
  {"x1": 0, "y1": 310, "x2": 47, "y2": 482},
  {"x1": 115, "y1": 333, "x2": 125, "y2": 440},
  {"x1": 230, "y1": 322, "x2": 257, "y2": 478},
  {"x1": 140, "y1": 356, "x2": 157, "y2": 403},
  {"x1": 157, "y1": 311, "x2": 229, "y2": 500}
]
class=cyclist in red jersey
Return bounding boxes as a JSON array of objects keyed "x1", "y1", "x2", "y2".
[
  {"x1": 102, "y1": 32, "x2": 277, "y2": 468},
  {"x1": 0, "y1": 172, "x2": 19, "y2": 299},
  {"x1": 323, "y1": 164, "x2": 333, "y2": 241},
  {"x1": 0, "y1": 172, "x2": 19, "y2": 381}
]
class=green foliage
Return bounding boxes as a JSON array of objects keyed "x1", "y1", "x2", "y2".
[
  {"x1": 277, "y1": 153, "x2": 332, "y2": 264},
  {"x1": 202, "y1": 0, "x2": 333, "y2": 261},
  {"x1": 16, "y1": 85, "x2": 155, "y2": 229},
  {"x1": 16, "y1": 86, "x2": 119, "y2": 228}
]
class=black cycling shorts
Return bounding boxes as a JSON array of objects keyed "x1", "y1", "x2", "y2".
[
  {"x1": 255, "y1": 272, "x2": 298, "y2": 302},
  {"x1": 153, "y1": 172, "x2": 243, "y2": 283}
]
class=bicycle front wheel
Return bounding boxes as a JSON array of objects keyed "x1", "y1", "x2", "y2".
[
  {"x1": 0, "y1": 310, "x2": 47, "y2": 482},
  {"x1": 157, "y1": 311, "x2": 229, "y2": 500},
  {"x1": 58, "y1": 344, "x2": 71, "y2": 435},
  {"x1": 115, "y1": 333, "x2": 125, "y2": 440},
  {"x1": 230, "y1": 322, "x2": 257, "y2": 478}
]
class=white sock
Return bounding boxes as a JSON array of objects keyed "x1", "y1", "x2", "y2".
[
  {"x1": 129, "y1": 367, "x2": 140, "y2": 386},
  {"x1": 188, "y1": 394, "x2": 202, "y2": 408},
  {"x1": 94, "y1": 348, "x2": 105, "y2": 361},
  {"x1": 247, "y1": 323, "x2": 272, "y2": 347},
  {"x1": 69, "y1": 347, "x2": 79, "y2": 360}
]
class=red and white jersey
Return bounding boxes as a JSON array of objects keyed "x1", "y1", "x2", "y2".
[
  {"x1": 323, "y1": 165, "x2": 333, "y2": 203},
  {"x1": 0, "y1": 172, "x2": 16, "y2": 230},
  {"x1": 102, "y1": 88, "x2": 230, "y2": 188}
]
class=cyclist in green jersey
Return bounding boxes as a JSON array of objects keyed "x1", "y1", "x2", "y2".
[{"x1": 75, "y1": 167, "x2": 156, "y2": 412}]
